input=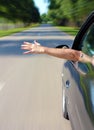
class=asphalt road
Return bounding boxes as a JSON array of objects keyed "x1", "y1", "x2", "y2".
[{"x1": 0, "y1": 24, "x2": 74, "y2": 130}]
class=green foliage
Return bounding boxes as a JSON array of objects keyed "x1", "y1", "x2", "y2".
[
  {"x1": 0, "y1": 23, "x2": 39, "y2": 37},
  {"x1": 41, "y1": 13, "x2": 49, "y2": 23},
  {"x1": 48, "y1": 0, "x2": 60, "y2": 9},
  {"x1": 0, "y1": 0, "x2": 41, "y2": 24},
  {"x1": 57, "y1": 26, "x2": 79, "y2": 36},
  {"x1": 48, "y1": 0, "x2": 94, "y2": 26}
]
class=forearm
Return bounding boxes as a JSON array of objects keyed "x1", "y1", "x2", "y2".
[
  {"x1": 43, "y1": 46, "x2": 92, "y2": 63},
  {"x1": 43, "y1": 47, "x2": 80, "y2": 61}
]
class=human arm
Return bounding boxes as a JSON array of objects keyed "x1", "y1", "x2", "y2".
[{"x1": 21, "y1": 41, "x2": 94, "y2": 65}]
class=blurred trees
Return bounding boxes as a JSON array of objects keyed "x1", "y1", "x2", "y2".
[
  {"x1": 0, "y1": 0, "x2": 40, "y2": 25},
  {"x1": 0, "y1": 0, "x2": 94, "y2": 27},
  {"x1": 47, "y1": 0, "x2": 94, "y2": 26},
  {"x1": 41, "y1": 13, "x2": 50, "y2": 23}
]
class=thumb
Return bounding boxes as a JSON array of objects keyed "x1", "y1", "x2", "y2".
[{"x1": 34, "y1": 40, "x2": 40, "y2": 46}]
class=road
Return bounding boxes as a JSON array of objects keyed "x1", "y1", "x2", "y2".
[{"x1": 0, "y1": 24, "x2": 74, "y2": 130}]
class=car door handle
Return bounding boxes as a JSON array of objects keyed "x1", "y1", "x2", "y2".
[{"x1": 66, "y1": 80, "x2": 70, "y2": 88}]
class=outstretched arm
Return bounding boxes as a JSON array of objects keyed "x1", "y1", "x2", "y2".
[{"x1": 21, "y1": 41, "x2": 94, "y2": 65}]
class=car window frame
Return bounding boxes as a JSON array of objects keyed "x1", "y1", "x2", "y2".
[{"x1": 72, "y1": 11, "x2": 94, "y2": 51}]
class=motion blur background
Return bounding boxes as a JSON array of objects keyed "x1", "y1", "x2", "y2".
[{"x1": 0, "y1": 0, "x2": 94, "y2": 33}]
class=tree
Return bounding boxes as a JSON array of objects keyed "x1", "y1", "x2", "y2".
[
  {"x1": 0, "y1": 0, "x2": 40, "y2": 24},
  {"x1": 47, "y1": 0, "x2": 94, "y2": 26}
]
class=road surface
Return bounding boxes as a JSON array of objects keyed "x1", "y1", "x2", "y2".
[{"x1": 0, "y1": 24, "x2": 74, "y2": 130}]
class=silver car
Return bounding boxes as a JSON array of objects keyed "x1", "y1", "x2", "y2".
[{"x1": 62, "y1": 11, "x2": 94, "y2": 130}]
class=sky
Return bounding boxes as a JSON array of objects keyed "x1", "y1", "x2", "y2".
[{"x1": 34, "y1": 0, "x2": 49, "y2": 14}]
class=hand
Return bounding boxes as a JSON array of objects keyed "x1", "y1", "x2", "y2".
[{"x1": 21, "y1": 41, "x2": 44, "y2": 54}]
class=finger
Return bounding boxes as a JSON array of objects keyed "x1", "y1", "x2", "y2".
[
  {"x1": 23, "y1": 42, "x2": 31, "y2": 45},
  {"x1": 21, "y1": 45, "x2": 28, "y2": 50},
  {"x1": 34, "y1": 40, "x2": 40, "y2": 45},
  {"x1": 23, "y1": 50, "x2": 32, "y2": 54},
  {"x1": 21, "y1": 42, "x2": 30, "y2": 49},
  {"x1": 21, "y1": 43, "x2": 33, "y2": 50},
  {"x1": 21, "y1": 44, "x2": 28, "y2": 47}
]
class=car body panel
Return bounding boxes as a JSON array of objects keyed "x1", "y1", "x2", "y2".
[{"x1": 62, "y1": 11, "x2": 94, "y2": 130}]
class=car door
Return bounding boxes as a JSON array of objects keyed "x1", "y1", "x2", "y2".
[{"x1": 63, "y1": 12, "x2": 94, "y2": 130}]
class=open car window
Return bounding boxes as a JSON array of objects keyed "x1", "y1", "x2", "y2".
[{"x1": 80, "y1": 23, "x2": 94, "y2": 57}]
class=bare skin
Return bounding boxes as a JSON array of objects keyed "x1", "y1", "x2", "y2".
[{"x1": 21, "y1": 41, "x2": 94, "y2": 65}]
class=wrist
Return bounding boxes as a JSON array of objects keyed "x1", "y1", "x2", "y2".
[
  {"x1": 42, "y1": 46, "x2": 48, "y2": 54},
  {"x1": 91, "y1": 56, "x2": 94, "y2": 66},
  {"x1": 39, "y1": 46, "x2": 46, "y2": 54}
]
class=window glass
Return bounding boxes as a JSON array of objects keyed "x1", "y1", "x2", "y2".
[{"x1": 81, "y1": 23, "x2": 94, "y2": 56}]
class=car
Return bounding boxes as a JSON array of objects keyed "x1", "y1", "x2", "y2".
[{"x1": 62, "y1": 11, "x2": 94, "y2": 130}]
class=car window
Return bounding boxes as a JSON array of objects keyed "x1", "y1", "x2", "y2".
[{"x1": 80, "y1": 23, "x2": 94, "y2": 56}]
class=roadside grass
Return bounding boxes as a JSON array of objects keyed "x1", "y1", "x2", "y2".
[
  {"x1": 0, "y1": 24, "x2": 79, "y2": 37},
  {"x1": 57, "y1": 26, "x2": 79, "y2": 36},
  {"x1": 0, "y1": 23, "x2": 39, "y2": 37}
]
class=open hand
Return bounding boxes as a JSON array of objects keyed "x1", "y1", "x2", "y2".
[{"x1": 21, "y1": 41, "x2": 44, "y2": 54}]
